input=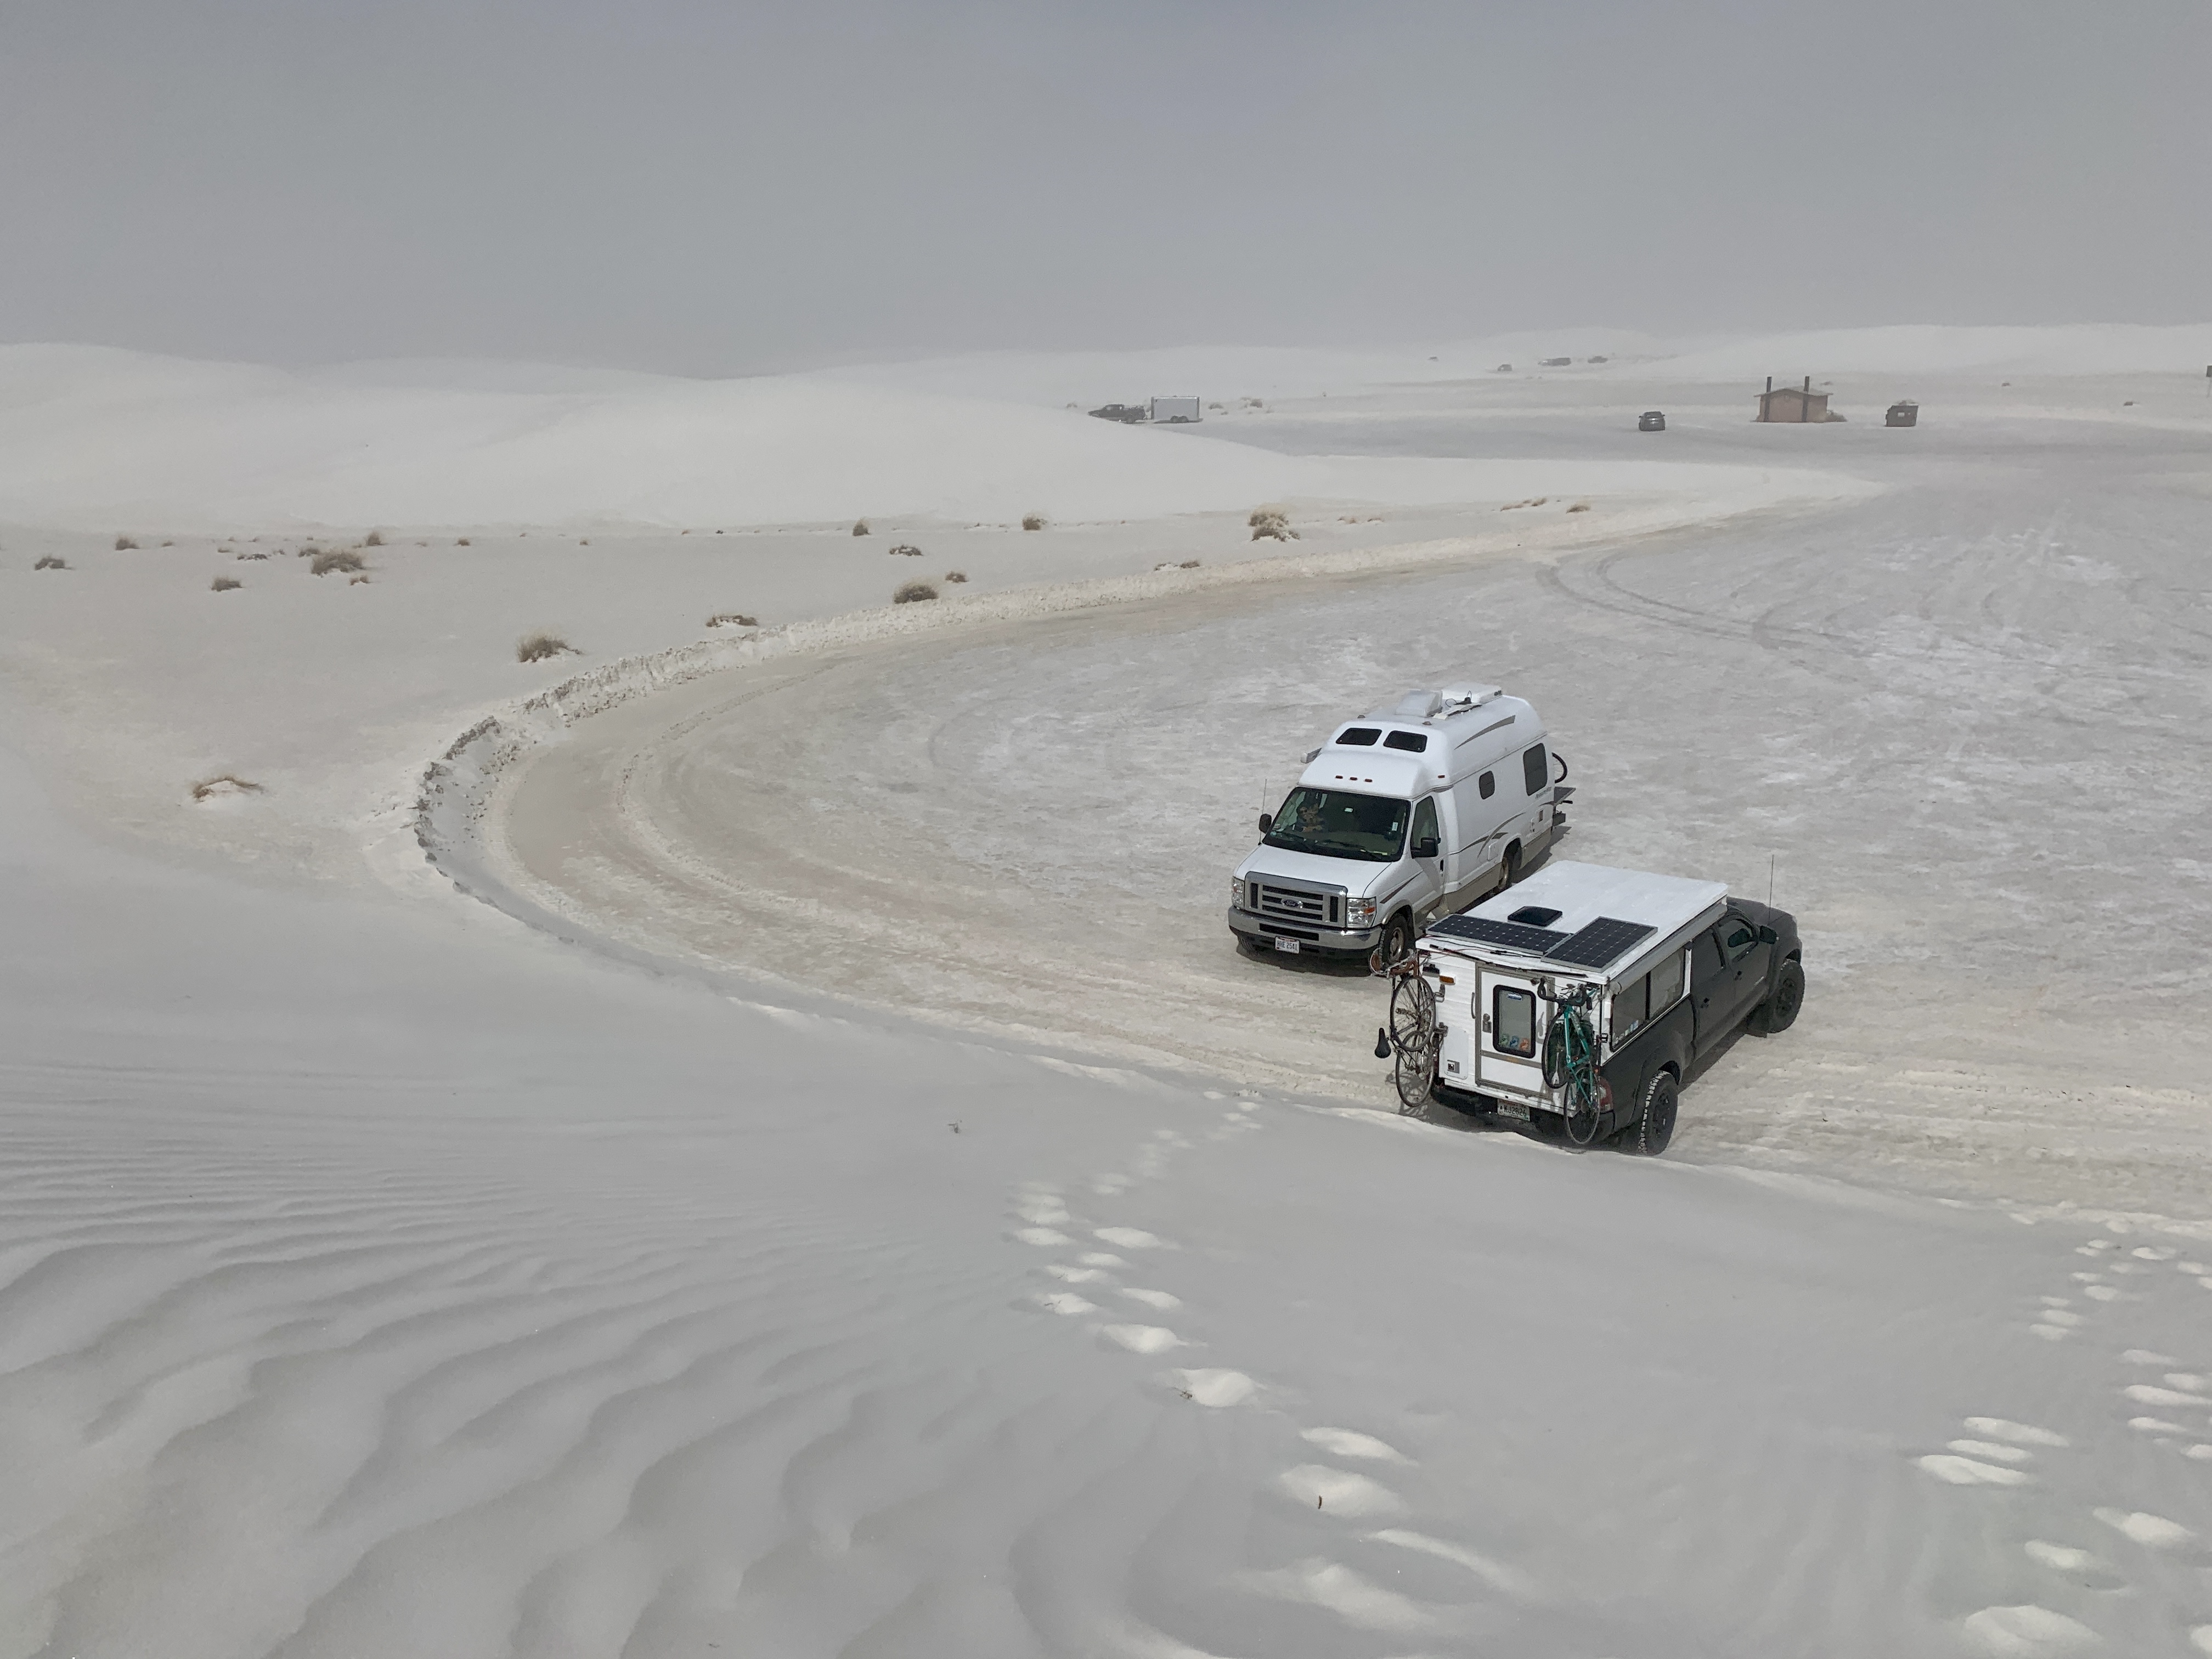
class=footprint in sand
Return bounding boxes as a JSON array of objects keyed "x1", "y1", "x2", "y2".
[
  {"x1": 1174, "y1": 1368, "x2": 1256, "y2": 1407},
  {"x1": 1118, "y1": 1286, "x2": 1181, "y2": 1310},
  {"x1": 2022, "y1": 1540, "x2": 2125, "y2": 1592},
  {"x1": 1277, "y1": 1464, "x2": 1405, "y2": 1517},
  {"x1": 1965, "y1": 1418, "x2": 2070, "y2": 1447},
  {"x1": 1094, "y1": 1226, "x2": 1167, "y2": 1250},
  {"x1": 2120, "y1": 1349, "x2": 2177, "y2": 1365},
  {"x1": 1045, "y1": 1264, "x2": 1109, "y2": 1284},
  {"x1": 1961, "y1": 1604, "x2": 2100, "y2": 1656},
  {"x1": 1035, "y1": 1292, "x2": 1098, "y2": 1316},
  {"x1": 1301, "y1": 1427, "x2": 1410, "y2": 1464},
  {"x1": 2091, "y1": 1507, "x2": 2197, "y2": 1549},
  {"x1": 1921, "y1": 1419, "x2": 2064, "y2": 1486},
  {"x1": 1101, "y1": 1323, "x2": 1182, "y2": 1355},
  {"x1": 1920, "y1": 1454, "x2": 2036, "y2": 1487},
  {"x1": 2192, "y1": 1627, "x2": 2212, "y2": 1657}
]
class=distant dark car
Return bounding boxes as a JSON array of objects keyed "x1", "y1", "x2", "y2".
[
  {"x1": 1885, "y1": 400, "x2": 1919, "y2": 427},
  {"x1": 1638, "y1": 410, "x2": 1667, "y2": 432},
  {"x1": 1088, "y1": 403, "x2": 1147, "y2": 424}
]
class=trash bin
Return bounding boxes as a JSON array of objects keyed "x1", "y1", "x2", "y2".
[{"x1": 1885, "y1": 401, "x2": 1919, "y2": 427}]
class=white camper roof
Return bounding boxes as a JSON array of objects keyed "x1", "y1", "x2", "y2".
[{"x1": 1424, "y1": 861, "x2": 1728, "y2": 975}]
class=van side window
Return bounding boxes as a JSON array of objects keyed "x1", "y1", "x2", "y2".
[
  {"x1": 1647, "y1": 949, "x2": 1686, "y2": 1014},
  {"x1": 1478, "y1": 771, "x2": 1495, "y2": 799},
  {"x1": 1521, "y1": 743, "x2": 1549, "y2": 797},
  {"x1": 1336, "y1": 727, "x2": 1380, "y2": 746},
  {"x1": 1493, "y1": 986, "x2": 1536, "y2": 1057},
  {"x1": 1383, "y1": 731, "x2": 1431, "y2": 753},
  {"x1": 1610, "y1": 974, "x2": 1648, "y2": 1042},
  {"x1": 1410, "y1": 796, "x2": 1439, "y2": 851}
]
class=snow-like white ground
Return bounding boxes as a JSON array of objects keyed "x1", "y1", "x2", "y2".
[{"x1": 4, "y1": 331, "x2": 2211, "y2": 1658}]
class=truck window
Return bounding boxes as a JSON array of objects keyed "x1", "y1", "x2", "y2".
[
  {"x1": 1494, "y1": 986, "x2": 1537, "y2": 1057},
  {"x1": 1479, "y1": 771, "x2": 1494, "y2": 799},
  {"x1": 1262, "y1": 788, "x2": 1410, "y2": 864},
  {"x1": 1649, "y1": 949, "x2": 1686, "y2": 1013},
  {"x1": 1410, "y1": 796, "x2": 1438, "y2": 850},
  {"x1": 1521, "y1": 743, "x2": 1549, "y2": 797},
  {"x1": 1336, "y1": 727, "x2": 1380, "y2": 747},
  {"x1": 1610, "y1": 974, "x2": 1648, "y2": 1041},
  {"x1": 1719, "y1": 916, "x2": 1759, "y2": 964},
  {"x1": 1383, "y1": 731, "x2": 1430, "y2": 752}
]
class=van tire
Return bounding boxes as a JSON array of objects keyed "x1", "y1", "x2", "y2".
[
  {"x1": 1755, "y1": 961, "x2": 1804, "y2": 1035},
  {"x1": 1629, "y1": 1071, "x2": 1678, "y2": 1155},
  {"x1": 1499, "y1": 842, "x2": 1523, "y2": 890},
  {"x1": 1375, "y1": 912, "x2": 1415, "y2": 970}
]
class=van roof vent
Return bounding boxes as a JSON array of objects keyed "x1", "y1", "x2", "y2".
[
  {"x1": 1438, "y1": 682, "x2": 1502, "y2": 713},
  {"x1": 1391, "y1": 690, "x2": 1443, "y2": 719}
]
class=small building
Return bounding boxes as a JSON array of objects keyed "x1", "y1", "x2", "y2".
[
  {"x1": 1885, "y1": 400, "x2": 1919, "y2": 427},
  {"x1": 1756, "y1": 376, "x2": 1843, "y2": 422}
]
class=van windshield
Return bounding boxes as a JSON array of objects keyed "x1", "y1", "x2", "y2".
[{"x1": 1264, "y1": 789, "x2": 1410, "y2": 863}]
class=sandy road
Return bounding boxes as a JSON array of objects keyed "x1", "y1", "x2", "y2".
[{"x1": 477, "y1": 400, "x2": 2212, "y2": 1222}]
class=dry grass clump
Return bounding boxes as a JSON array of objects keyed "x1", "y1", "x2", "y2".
[
  {"x1": 851, "y1": 518, "x2": 871, "y2": 537},
  {"x1": 33, "y1": 555, "x2": 67, "y2": 570},
  {"x1": 705, "y1": 612, "x2": 758, "y2": 628},
  {"x1": 349, "y1": 574, "x2": 370, "y2": 585},
  {"x1": 114, "y1": 535, "x2": 139, "y2": 550},
  {"x1": 311, "y1": 548, "x2": 368, "y2": 575},
  {"x1": 211, "y1": 575, "x2": 242, "y2": 591},
  {"x1": 888, "y1": 543, "x2": 923, "y2": 557},
  {"x1": 364, "y1": 529, "x2": 385, "y2": 546},
  {"x1": 516, "y1": 631, "x2": 579, "y2": 663},
  {"x1": 191, "y1": 774, "x2": 262, "y2": 802},
  {"x1": 456, "y1": 537, "x2": 472, "y2": 546},
  {"x1": 1249, "y1": 507, "x2": 1299, "y2": 542},
  {"x1": 1500, "y1": 497, "x2": 1549, "y2": 511},
  {"x1": 943, "y1": 570, "x2": 967, "y2": 584},
  {"x1": 1022, "y1": 514, "x2": 1046, "y2": 531},
  {"x1": 235, "y1": 550, "x2": 269, "y2": 560},
  {"x1": 1154, "y1": 558, "x2": 1203, "y2": 572},
  {"x1": 1566, "y1": 501, "x2": 1591, "y2": 513},
  {"x1": 893, "y1": 580, "x2": 938, "y2": 605}
]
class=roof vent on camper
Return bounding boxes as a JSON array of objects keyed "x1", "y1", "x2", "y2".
[
  {"x1": 1438, "y1": 682, "x2": 1502, "y2": 714},
  {"x1": 1507, "y1": 905, "x2": 1564, "y2": 927},
  {"x1": 1392, "y1": 690, "x2": 1444, "y2": 720}
]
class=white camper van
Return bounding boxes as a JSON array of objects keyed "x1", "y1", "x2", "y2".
[{"x1": 1228, "y1": 685, "x2": 1569, "y2": 964}]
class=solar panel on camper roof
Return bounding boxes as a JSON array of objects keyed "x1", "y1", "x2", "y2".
[
  {"x1": 1544, "y1": 916, "x2": 1656, "y2": 970},
  {"x1": 1429, "y1": 914, "x2": 1570, "y2": 953}
]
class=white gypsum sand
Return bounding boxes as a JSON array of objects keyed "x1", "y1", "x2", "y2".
[{"x1": 3, "y1": 330, "x2": 2211, "y2": 1657}]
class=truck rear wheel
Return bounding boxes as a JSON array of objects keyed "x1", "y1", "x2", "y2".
[
  {"x1": 1629, "y1": 1071, "x2": 1678, "y2": 1155},
  {"x1": 1755, "y1": 961, "x2": 1804, "y2": 1035}
]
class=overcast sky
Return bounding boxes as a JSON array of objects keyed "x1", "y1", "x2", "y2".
[{"x1": 2, "y1": 1, "x2": 2205, "y2": 375}]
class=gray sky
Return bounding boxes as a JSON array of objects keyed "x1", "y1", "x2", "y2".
[{"x1": 3, "y1": 0, "x2": 2205, "y2": 375}]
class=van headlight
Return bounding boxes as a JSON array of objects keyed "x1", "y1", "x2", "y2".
[
  {"x1": 1346, "y1": 896, "x2": 1378, "y2": 927},
  {"x1": 1230, "y1": 877, "x2": 1248, "y2": 910}
]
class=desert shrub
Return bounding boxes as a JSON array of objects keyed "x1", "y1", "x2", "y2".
[
  {"x1": 349, "y1": 574, "x2": 370, "y2": 585},
  {"x1": 887, "y1": 543, "x2": 923, "y2": 557},
  {"x1": 1500, "y1": 497, "x2": 1549, "y2": 511},
  {"x1": 211, "y1": 576, "x2": 242, "y2": 591},
  {"x1": 1249, "y1": 506, "x2": 1298, "y2": 542},
  {"x1": 516, "y1": 631, "x2": 578, "y2": 663},
  {"x1": 1180, "y1": 558, "x2": 1200, "y2": 569},
  {"x1": 578, "y1": 538, "x2": 589, "y2": 545},
  {"x1": 456, "y1": 537, "x2": 471, "y2": 546},
  {"x1": 364, "y1": 529, "x2": 384, "y2": 546},
  {"x1": 115, "y1": 535, "x2": 138, "y2": 550},
  {"x1": 893, "y1": 580, "x2": 938, "y2": 605},
  {"x1": 1567, "y1": 501, "x2": 1591, "y2": 513},
  {"x1": 705, "y1": 612, "x2": 758, "y2": 628},
  {"x1": 191, "y1": 774, "x2": 262, "y2": 801},
  {"x1": 33, "y1": 555, "x2": 67, "y2": 570},
  {"x1": 161, "y1": 540, "x2": 174, "y2": 548},
  {"x1": 310, "y1": 549, "x2": 366, "y2": 575},
  {"x1": 852, "y1": 520, "x2": 871, "y2": 536},
  {"x1": 1153, "y1": 558, "x2": 1204, "y2": 572},
  {"x1": 1022, "y1": 514, "x2": 1045, "y2": 531},
  {"x1": 943, "y1": 570, "x2": 967, "y2": 584}
]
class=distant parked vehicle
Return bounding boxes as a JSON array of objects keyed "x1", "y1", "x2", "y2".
[
  {"x1": 1149, "y1": 396, "x2": 1203, "y2": 424},
  {"x1": 1638, "y1": 410, "x2": 1667, "y2": 432},
  {"x1": 1886, "y1": 400, "x2": 1920, "y2": 427},
  {"x1": 1087, "y1": 403, "x2": 1148, "y2": 424},
  {"x1": 1538, "y1": 357, "x2": 1572, "y2": 368}
]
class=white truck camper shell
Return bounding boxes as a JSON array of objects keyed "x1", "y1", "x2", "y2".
[{"x1": 1417, "y1": 860, "x2": 1726, "y2": 1115}]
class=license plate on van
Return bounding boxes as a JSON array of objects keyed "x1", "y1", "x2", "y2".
[
  {"x1": 1495, "y1": 1097, "x2": 1532, "y2": 1122},
  {"x1": 1273, "y1": 936, "x2": 1301, "y2": 955}
]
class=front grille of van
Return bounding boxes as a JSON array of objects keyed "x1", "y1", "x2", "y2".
[{"x1": 1250, "y1": 881, "x2": 1343, "y2": 929}]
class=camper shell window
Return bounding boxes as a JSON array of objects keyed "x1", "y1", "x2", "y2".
[
  {"x1": 1609, "y1": 949, "x2": 1689, "y2": 1049},
  {"x1": 1383, "y1": 731, "x2": 1431, "y2": 753},
  {"x1": 1478, "y1": 771, "x2": 1495, "y2": 799},
  {"x1": 1493, "y1": 986, "x2": 1537, "y2": 1057},
  {"x1": 1336, "y1": 727, "x2": 1381, "y2": 747}
]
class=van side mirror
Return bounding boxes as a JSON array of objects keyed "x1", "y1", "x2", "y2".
[
  {"x1": 1412, "y1": 835, "x2": 1440, "y2": 860},
  {"x1": 1257, "y1": 812, "x2": 1273, "y2": 836},
  {"x1": 1757, "y1": 925, "x2": 1778, "y2": 945}
]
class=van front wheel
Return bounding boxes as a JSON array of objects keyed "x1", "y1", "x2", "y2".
[
  {"x1": 1372, "y1": 913, "x2": 1415, "y2": 972},
  {"x1": 1755, "y1": 961, "x2": 1804, "y2": 1035}
]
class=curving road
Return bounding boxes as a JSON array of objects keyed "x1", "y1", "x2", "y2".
[{"x1": 475, "y1": 392, "x2": 2212, "y2": 1219}]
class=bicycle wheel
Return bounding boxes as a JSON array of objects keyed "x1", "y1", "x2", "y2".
[{"x1": 1387, "y1": 972, "x2": 1438, "y2": 1114}]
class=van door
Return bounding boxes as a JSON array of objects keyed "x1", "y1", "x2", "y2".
[
  {"x1": 1476, "y1": 966, "x2": 1548, "y2": 1108},
  {"x1": 1406, "y1": 795, "x2": 1444, "y2": 921},
  {"x1": 1448, "y1": 764, "x2": 1508, "y2": 894}
]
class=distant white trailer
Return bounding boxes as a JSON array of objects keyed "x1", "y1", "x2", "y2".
[{"x1": 1148, "y1": 396, "x2": 1202, "y2": 424}]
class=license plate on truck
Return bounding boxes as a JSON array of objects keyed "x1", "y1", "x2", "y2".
[
  {"x1": 1495, "y1": 1097, "x2": 1532, "y2": 1122},
  {"x1": 1273, "y1": 936, "x2": 1301, "y2": 954}
]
